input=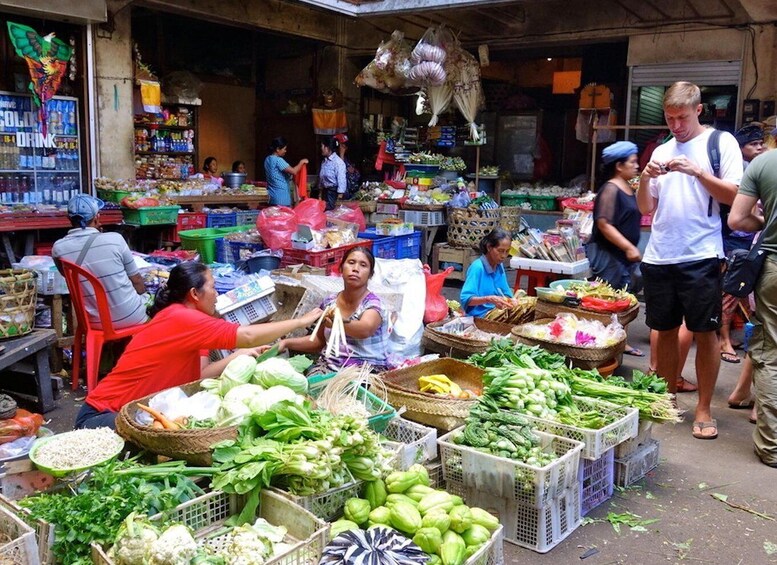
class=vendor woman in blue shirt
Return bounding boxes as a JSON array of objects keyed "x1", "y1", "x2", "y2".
[{"x1": 460, "y1": 228, "x2": 515, "y2": 317}]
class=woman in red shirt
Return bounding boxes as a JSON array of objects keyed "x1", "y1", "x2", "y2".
[{"x1": 75, "y1": 262, "x2": 322, "y2": 429}]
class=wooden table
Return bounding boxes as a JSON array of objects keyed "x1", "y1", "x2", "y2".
[
  {"x1": 170, "y1": 194, "x2": 268, "y2": 212},
  {"x1": 0, "y1": 329, "x2": 57, "y2": 413}
]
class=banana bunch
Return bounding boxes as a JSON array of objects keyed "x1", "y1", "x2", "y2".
[
  {"x1": 484, "y1": 296, "x2": 537, "y2": 325},
  {"x1": 418, "y1": 375, "x2": 476, "y2": 399}
]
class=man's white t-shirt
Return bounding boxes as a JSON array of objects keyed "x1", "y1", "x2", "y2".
[{"x1": 643, "y1": 128, "x2": 742, "y2": 265}]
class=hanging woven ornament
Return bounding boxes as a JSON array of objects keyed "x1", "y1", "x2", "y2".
[{"x1": 69, "y1": 36, "x2": 77, "y2": 81}]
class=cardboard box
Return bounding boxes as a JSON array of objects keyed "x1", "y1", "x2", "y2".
[{"x1": 376, "y1": 221, "x2": 414, "y2": 236}]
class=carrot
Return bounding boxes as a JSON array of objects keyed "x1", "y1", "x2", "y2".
[
  {"x1": 151, "y1": 420, "x2": 165, "y2": 430},
  {"x1": 136, "y1": 404, "x2": 180, "y2": 430}
]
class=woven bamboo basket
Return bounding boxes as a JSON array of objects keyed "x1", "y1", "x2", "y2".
[
  {"x1": 447, "y1": 207, "x2": 501, "y2": 249},
  {"x1": 355, "y1": 200, "x2": 377, "y2": 214},
  {"x1": 402, "y1": 202, "x2": 446, "y2": 211},
  {"x1": 511, "y1": 318, "x2": 626, "y2": 369},
  {"x1": 499, "y1": 206, "x2": 523, "y2": 236},
  {"x1": 377, "y1": 359, "x2": 485, "y2": 431},
  {"x1": 534, "y1": 300, "x2": 640, "y2": 327},
  {"x1": 0, "y1": 269, "x2": 37, "y2": 339},
  {"x1": 422, "y1": 318, "x2": 517, "y2": 358},
  {"x1": 115, "y1": 381, "x2": 237, "y2": 466}
]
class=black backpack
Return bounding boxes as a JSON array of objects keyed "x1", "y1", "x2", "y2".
[{"x1": 706, "y1": 129, "x2": 732, "y2": 237}]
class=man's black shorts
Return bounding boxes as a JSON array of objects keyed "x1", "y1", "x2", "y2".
[{"x1": 641, "y1": 258, "x2": 722, "y2": 332}]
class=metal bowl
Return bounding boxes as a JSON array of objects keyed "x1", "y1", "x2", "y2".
[{"x1": 221, "y1": 172, "x2": 247, "y2": 188}]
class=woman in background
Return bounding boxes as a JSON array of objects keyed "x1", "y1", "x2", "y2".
[
  {"x1": 334, "y1": 133, "x2": 361, "y2": 199},
  {"x1": 460, "y1": 228, "x2": 514, "y2": 318},
  {"x1": 232, "y1": 160, "x2": 247, "y2": 174},
  {"x1": 264, "y1": 137, "x2": 308, "y2": 206}
]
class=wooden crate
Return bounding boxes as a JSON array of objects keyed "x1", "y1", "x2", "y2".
[{"x1": 431, "y1": 243, "x2": 480, "y2": 281}]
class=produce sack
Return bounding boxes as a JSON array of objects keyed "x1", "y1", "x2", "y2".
[
  {"x1": 327, "y1": 204, "x2": 367, "y2": 232},
  {"x1": 423, "y1": 265, "x2": 454, "y2": 324},
  {"x1": 257, "y1": 206, "x2": 298, "y2": 250},
  {"x1": 320, "y1": 527, "x2": 428, "y2": 565},
  {"x1": 355, "y1": 30, "x2": 418, "y2": 95},
  {"x1": 294, "y1": 198, "x2": 326, "y2": 230},
  {"x1": 0, "y1": 409, "x2": 44, "y2": 445}
]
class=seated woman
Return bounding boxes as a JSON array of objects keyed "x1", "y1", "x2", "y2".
[
  {"x1": 460, "y1": 228, "x2": 515, "y2": 317},
  {"x1": 75, "y1": 261, "x2": 322, "y2": 430},
  {"x1": 279, "y1": 247, "x2": 389, "y2": 373}
]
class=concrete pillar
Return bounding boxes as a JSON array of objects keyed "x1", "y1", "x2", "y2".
[{"x1": 92, "y1": 0, "x2": 135, "y2": 179}]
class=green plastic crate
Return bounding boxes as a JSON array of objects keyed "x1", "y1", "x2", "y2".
[
  {"x1": 178, "y1": 225, "x2": 251, "y2": 264},
  {"x1": 121, "y1": 205, "x2": 181, "y2": 225},
  {"x1": 527, "y1": 194, "x2": 558, "y2": 211},
  {"x1": 97, "y1": 188, "x2": 137, "y2": 203},
  {"x1": 307, "y1": 372, "x2": 396, "y2": 432},
  {"x1": 500, "y1": 193, "x2": 529, "y2": 207}
]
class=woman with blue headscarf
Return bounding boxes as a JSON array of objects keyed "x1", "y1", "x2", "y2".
[{"x1": 588, "y1": 141, "x2": 643, "y2": 355}]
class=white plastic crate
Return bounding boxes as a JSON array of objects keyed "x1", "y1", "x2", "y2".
[
  {"x1": 579, "y1": 448, "x2": 614, "y2": 516},
  {"x1": 400, "y1": 210, "x2": 445, "y2": 226},
  {"x1": 424, "y1": 458, "x2": 445, "y2": 490},
  {"x1": 0, "y1": 497, "x2": 41, "y2": 565},
  {"x1": 269, "y1": 477, "x2": 363, "y2": 522},
  {"x1": 382, "y1": 417, "x2": 437, "y2": 470},
  {"x1": 1, "y1": 494, "x2": 51, "y2": 565},
  {"x1": 91, "y1": 489, "x2": 328, "y2": 565},
  {"x1": 464, "y1": 525, "x2": 504, "y2": 565},
  {"x1": 521, "y1": 396, "x2": 639, "y2": 460},
  {"x1": 615, "y1": 420, "x2": 653, "y2": 459},
  {"x1": 449, "y1": 480, "x2": 581, "y2": 554},
  {"x1": 615, "y1": 438, "x2": 660, "y2": 487},
  {"x1": 438, "y1": 428, "x2": 583, "y2": 508}
]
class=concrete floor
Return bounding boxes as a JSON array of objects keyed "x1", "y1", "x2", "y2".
[{"x1": 43, "y1": 276, "x2": 776, "y2": 565}]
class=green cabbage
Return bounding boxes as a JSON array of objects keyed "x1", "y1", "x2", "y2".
[
  {"x1": 215, "y1": 400, "x2": 252, "y2": 427},
  {"x1": 223, "y1": 384, "x2": 265, "y2": 405},
  {"x1": 252, "y1": 358, "x2": 308, "y2": 395},
  {"x1": 247, "y1": 385, "x2": 301, "y2": 416}
]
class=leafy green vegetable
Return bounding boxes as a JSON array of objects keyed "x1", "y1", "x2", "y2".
[
  {"x1": 253, "y1": 358, "x2": 308, "y2": 395},
  {"x1": 18, "y1": 458, "x2": 204, "y2": 565},
  {"x1": 288, "y1": 355, "x2": 314, "y2": 374}
]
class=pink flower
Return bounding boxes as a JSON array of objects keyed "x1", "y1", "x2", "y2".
[{"x1": 575, "y1": 331, "x2": 596, "y2": 346}]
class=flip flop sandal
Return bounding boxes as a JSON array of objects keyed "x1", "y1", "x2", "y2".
[
  {"x1": 728, "y1": 398, "x2": 754, "y2": 409},
  {"x1": 676, "y1": 377, "x2": 698, "y2": 393},
  {"x1": 720, "y1": 351, "x2": 741, "y2": 364},
  {"x1": 692, "y1": 419, "x2": 718, "y2": 440},
  {"x1": 624, "y1": 348, "x2": 645, "y2": 357}
]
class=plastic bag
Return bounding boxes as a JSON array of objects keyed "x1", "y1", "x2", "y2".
[
  {"x1": 409, "y1": 27, "x2": 448, "y2": 86},
  {"x1": 257, "y1": 206, "x2": 298, "y2": 250},
  {"x1": 294, "y1": 198, "x2": 326, "y2": 230},
  {"x1": 422, "y1": 265, "x2": 454, "y2": 324},
  {"x1": 327, "y1": 204, "x2": 367, "y2": 232},
  {"x1": 355, "y1": 30, "x2": 417, "y2": 94},
  {"x1": 0, "y1": 410, "x2": 44, "y2": 445}
]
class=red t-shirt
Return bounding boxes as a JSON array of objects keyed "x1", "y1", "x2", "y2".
[{"x1": 87, "y1": 304, "x2": 238, "y2": 413}]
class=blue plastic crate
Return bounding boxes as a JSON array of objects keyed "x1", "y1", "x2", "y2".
[
  {"x1": 358, "y1": 230, "x2": 397, "y2": 259},
  {"x1": 229, "y1": 240, "x2": 265, "y2": 262},
  {"x1": 213, "y1": 238, "x2": 229, "y2": 263},
  {"x1": 207, "y1": 212, "x2": 237, "y2": 228},
  {"x1": 396, "y1": 230, "x2": 422, "y2": 259}
]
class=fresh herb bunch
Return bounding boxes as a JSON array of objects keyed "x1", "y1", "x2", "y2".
[{"x1": 18, "y1": 458, "x2": 205, "y2": 565}]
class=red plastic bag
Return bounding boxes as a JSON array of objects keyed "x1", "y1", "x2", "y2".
[
  {"x1": 422, "y1": 265, "x2": 454, "y2": 324},
  {"x1": 327, "y1": 204, "x2": 367, "y2": 232},
  {"x1": 257, "y1": 206, "x2": 298, "y2": 250},
  {"x1": 294, "y1": 198, "x2": 326, "y2": 230},
  {"x1": 580, "y1": 296, "x2": 632, "y2": 313},
  {"x1": 0, "y1": 410, "x2": 44, "y2": 445}
]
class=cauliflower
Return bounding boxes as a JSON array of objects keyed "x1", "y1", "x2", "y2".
[
  {"x1": 223, "y1": 526, "x2": 270, "y2": 565},
  {"x1": 110, "y1": 512, "x2": 159, "y2": 565},
  {"x1": 150, "y1": 524, "x2": 198, "y2": 565}
]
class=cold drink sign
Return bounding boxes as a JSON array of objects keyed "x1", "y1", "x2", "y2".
[{"x1": 0, "y1": 92, "x2": 81, "y2": 205}]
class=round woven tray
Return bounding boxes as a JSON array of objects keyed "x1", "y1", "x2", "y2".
[
  {"x1": 402, "y1": 203, "x2": 446, "y2": 211},
  {"x1": 377, "y1": 359, "x2": 485, "y2": 431},
  {"x1": 499, "y1": 206, "x2": 523, "y2": 235},
  {"x1": 115, "y1": 381, "x2": 237, "y2": 466},
  {"x1": 423, "y1": 318, "x2": 516, "y2": 358},
  {"x1": 511, "y1": 318, "x2": 627, "y2": 369},
  {"x1": 534, "y1": 300, "x2": 640, "y2": 327}
]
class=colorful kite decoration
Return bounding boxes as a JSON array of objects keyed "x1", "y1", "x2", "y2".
[{"x1": 7, "y1": 22, "x2": 72, "y2": 135}]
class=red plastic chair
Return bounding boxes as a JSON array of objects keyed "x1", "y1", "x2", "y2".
[{"x1": 59, "y1": 259, "x2": 145, "y2": 391}]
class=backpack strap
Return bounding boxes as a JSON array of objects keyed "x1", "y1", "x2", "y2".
[{"x1": 706, "y1": 129, "x2": 722, "y2": 217}]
